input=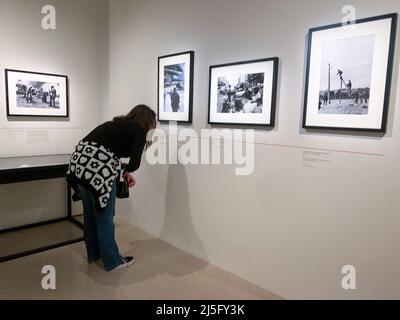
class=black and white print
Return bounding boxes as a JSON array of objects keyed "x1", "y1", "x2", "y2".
[
  {"x1": 15, "y1": 80, "x2": 61, "y2": 109},
  {"x1": 217, "y1": 73, "x2": 264, "y2": 114},
  {"x1": 5, "y1": 69, "x2": 68, "y2": 117},
  {"x1": 318, "y1": 35, "x2": 374, "y2": 115},
  {"x1": 164, "y1": 63, "x2": 185, "y2": 113},
  {"x1": 208, "y1": 57, "x2": 278, "y2": 127},
  {"x1": 158, "y1": 51, "x2": 194, "y2": 123},
  {"x1": 303, "y1": 13, "x2": 397, "y2": 132}
]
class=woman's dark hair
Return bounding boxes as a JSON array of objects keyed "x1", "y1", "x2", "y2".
[{"x1": 113, "y1": 105, "x2": 156, "y2": 149}]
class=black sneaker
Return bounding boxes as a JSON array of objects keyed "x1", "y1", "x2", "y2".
[{"x1": 113, "y1": 256, "x2": 135, "y2": 270}]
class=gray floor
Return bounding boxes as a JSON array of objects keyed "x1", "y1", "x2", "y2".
[
  {"x1": 0, "y1": 220, "x2": 281, "y2": 300},
  {"x1": 0, "y1": 220, "x2": 82, "y2": 257}
]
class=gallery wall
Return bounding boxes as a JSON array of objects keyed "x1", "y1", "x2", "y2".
[
  {"x1": 0, "y1": 0, "x2": 109, "y2": 228},
  {"x1": 1, "y1": 0, "x2": 399, "y2": 300},
  {"x1": 108, "y1": 0, "x2": 400, "y2": 299}
]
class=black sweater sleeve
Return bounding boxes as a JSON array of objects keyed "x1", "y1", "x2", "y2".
[{"x1": 125, "y1": 127, "x2": 146, "y2": 173}]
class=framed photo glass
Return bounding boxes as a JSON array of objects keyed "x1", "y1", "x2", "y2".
[
  {"x1": 208, "y1": 57, "x2": 279, "y2": 127},
  {"x1": 158, "y1": 51, "x2": 194, "y2": 123},
  {"x1": 6, "y1": 69, "x2": 69, "y2": 117},
  {"x1": 303, "y1": 13, "x2": 397, "y2": 132}
]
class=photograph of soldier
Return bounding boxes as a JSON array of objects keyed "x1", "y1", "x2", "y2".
[
  {"x1": 163, "y1": 63, "x2": 185, "y2": 113},
  {"x1": 49, "y1": 85, "x2": 57, "y2": 107}
]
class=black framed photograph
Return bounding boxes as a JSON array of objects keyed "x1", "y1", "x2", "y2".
[
  {"x1": 158, "y1": 51, "x2": 194, "y2": 123},
  {"x1": 303, "y1": 13, "x2": 397, "y2": 132},
  {"x1": 208, "y1": 57, "x2": 278, "y2": 127},
  {"x1": 5, "y1": 69, "x2": 69, "y2": 117}
]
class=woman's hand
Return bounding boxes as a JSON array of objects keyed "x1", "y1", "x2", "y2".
[{"x1": 123, "y1": 171, "x2": 136, "y2": 188}]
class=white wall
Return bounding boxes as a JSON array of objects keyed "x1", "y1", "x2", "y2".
[
  {"x1": 0, "y1": 0, "x2": 108, "y2": 228},
  {"x1": 109, "y1": 0, "x2": 400, "y2": 299},
  {"x1": 1, "y1": 0, "x2": 399, "y2": 300}
]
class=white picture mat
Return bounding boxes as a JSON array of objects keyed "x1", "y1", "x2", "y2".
[
  {"x1": 305, "y1": 18, "x2": 393, "y2": 129},
  {"x1": 158, "y1": 53, "x2": 191, "y2": 122},
  {"x1": 7, "y1": 71, "x2": 68, "y2": 116},
  {"x1": 209, "y1": 61, "x2": 274, "y2": 125}
]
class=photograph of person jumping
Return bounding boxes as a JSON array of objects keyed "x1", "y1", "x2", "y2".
[{"x1": 318, "y1": 34, "x2": 374, "y2": 115}]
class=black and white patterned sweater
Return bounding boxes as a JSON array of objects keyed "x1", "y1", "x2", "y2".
[{"x1": 66, "y1": 141, "x2": 124, "y2": 210}]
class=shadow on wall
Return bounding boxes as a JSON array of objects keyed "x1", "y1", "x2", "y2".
[{"x1": 159, "y1": 163, "x2": 208, "y2": 263}]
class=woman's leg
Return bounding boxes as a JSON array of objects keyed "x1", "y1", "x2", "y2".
[
  {"x1": 93, "y1": 182, "x2": 123, "y2": 271},
  {"x1": 77, "y1": 184, "x2": 102, "y2": 263}
]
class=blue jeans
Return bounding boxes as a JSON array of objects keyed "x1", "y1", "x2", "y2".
[{"x1": 77, "y1": 182, "x2": 123, "y2": 271}]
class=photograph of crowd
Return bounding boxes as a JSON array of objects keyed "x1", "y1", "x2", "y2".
[
  {"x1": 15, "y1": 80, "x2": 61, "y2": 109},
  {"x1": 217, "y1": 72, "x2": 264, "y2": 114}
]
